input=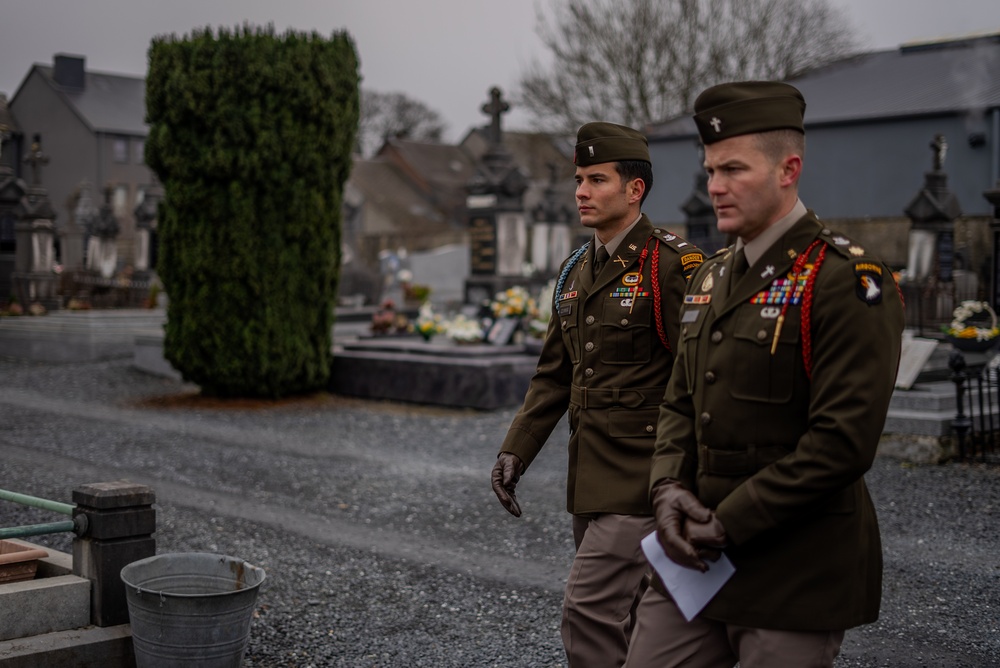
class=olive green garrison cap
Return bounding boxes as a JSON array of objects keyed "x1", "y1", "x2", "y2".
[
  {"x1": 693, "y1": 81, "x2": 806, "y2": 144},
  {"x1": 574, "y1": 122, "x2": 650, "y2": 166}
]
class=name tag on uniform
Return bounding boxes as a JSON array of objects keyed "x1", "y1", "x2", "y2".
[
  {"x1": 559, "y1": 303, "x2": 573, "y2": 316},
  {"x1": 682, "y1": 309, "x2": 700, "y2": 323}
]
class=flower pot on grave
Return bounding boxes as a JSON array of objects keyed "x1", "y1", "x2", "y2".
[
  {"x1": 0, "y1": 540, "x2": 49, "y2": 584},
  {"x1": 947, "y1": 335, "x2": 998, "y2": 353}
]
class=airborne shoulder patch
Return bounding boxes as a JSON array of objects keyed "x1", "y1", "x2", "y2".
[{"x1": 854, "y1": 262, "x2": 883, "y2": 305}]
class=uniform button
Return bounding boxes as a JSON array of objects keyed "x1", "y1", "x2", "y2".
[
  {"x1": 705, "y1": 371, "x2": 716, "y2": 384},
  {"x1": 700, "y1": 412, "x2": 712, "y2": 426},
  {"x1": 711, "y1": 331, "x2": 723, "y2": 343},
  {"x1": 646, "y1": 424, "x2": 654, "y2": 433},
  {"x1": 585, "y1": 368, "x2": 594, "y2": 378},
  {"x1": 620, "y1": 318, "x2": 629, "y2": 326},
  {"x1": 585, "y1": 342, "x2": 595, "y2": 352},
  {"x1": 682, "y1": 326, "x2": 688, "y2": 336},
  {"x1": 562, "y1": 320, "x2": 568, "y2": 330},
  {"x1": 757, "y1": 329, "x2": 768, "y2": 341},
  {"x1": 586, "y1": 315, "x2": 596, "y2": 325},
  {"x1": 822, "y1": 228, "x2": 831, "y2": 235}
]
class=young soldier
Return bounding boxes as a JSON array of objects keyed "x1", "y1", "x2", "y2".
[{"x1": 491, "y1": 122, "x2": 704, "y2": 666}]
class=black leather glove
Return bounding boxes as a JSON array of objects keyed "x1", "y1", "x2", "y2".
[
  {"x1": 684, "y1": 511, "x2": 727, "y2": 563},
  {"x1": 491, "y1": 452, "x2": 524, "y2": 517},
  {"x1": 651, "y1": 479, "x2": 713, "y2": 572}
]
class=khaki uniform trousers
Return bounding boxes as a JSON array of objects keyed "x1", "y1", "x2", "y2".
[
  {"x1": 562, "y1": 513, "x2": 655, "y2": 667},
  {"x1": 623, "y1": 586, "x2": 845, "y2": 668}
]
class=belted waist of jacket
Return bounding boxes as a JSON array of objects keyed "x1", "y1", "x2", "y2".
[
  {"x1": 698, "y1": 443, "x2": 791, "y2": 476},
  {"x1": 570, "y1": 384, "x2": 666, "y2": 410}
]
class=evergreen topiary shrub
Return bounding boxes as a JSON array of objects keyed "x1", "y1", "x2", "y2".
[{"x1": 145, "y1": 24, "x2": 359, "y2": 397}]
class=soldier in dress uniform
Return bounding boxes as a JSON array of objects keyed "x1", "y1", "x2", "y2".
[
  {"x1": 623, "y1": 82, "x2": 905, "y2": 668},
  {"x1": 491, "y1": 122, "x2": 704, "y2": 667}
]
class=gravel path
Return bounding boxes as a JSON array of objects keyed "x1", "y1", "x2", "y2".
[{"x1": 0, "y1": 357, "x2": 997, "y2": 667}]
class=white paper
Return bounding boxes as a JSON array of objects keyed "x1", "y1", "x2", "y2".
[{"x1": 641, "y1": 531, "x2": 736, "y2": 622}]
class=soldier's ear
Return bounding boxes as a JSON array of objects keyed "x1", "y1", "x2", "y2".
[
  {"x1": 627, "y1": 177, "x2": 645, "y2": 205},
  {"x1": 778, "y1": 155, "x2": 802, "y2": 187}
]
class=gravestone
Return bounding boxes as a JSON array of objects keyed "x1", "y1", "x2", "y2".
[
  {"x1": 133, "y1": 182, "x2": 161, "y2": 277},
  {"x1": 408, "y1": 243, "x2": 469, "y2": 307},
  {"x1": 985, "y1": 179, "x2": 1000, "y2": 306},
  {"x1": 682, "y1": 143, "x2": 729, "y2": 254},
  {"x1": 0, "y1": 125, "x2": 26, "y2": 301},
  {"x1": 895, "y1": 335, "x2": 940, "y2": 390},
  {"x1": 11, "y1": 134, "x2": 59, "y2": 307},
  {"x1": 530, "y1": 163, "x2": 573, "y2": 275},
  {"x1": 463, "y1": 87, "x2": 533, "y2": 306},
  {"x1": 86, "y1": 185, "x2": 120, "y2": 278},
  {"x1": 61, "y1": 180, "x2": 96, "y2": 273},
  {"x1": 905, "y1": 134, "x2": 962, "y2": 283}
]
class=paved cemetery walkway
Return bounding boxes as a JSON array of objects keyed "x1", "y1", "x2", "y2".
[{"x1": 0, "y1": 357, "x2": 997, "y2": 667}]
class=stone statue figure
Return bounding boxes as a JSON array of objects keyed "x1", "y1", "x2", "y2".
[{"x1": 931, "y1": 134, "x2": 947, "y2": 172}]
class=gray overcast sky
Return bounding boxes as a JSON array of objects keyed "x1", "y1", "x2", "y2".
[{"x1": 0, "y1": 0, "x2": 997, "y2": 141}]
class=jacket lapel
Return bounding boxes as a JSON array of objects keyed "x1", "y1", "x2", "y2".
[
  {"x1": 586, "y1": 216, "x2": 654, "y2": 300},
  {"x1": 716, "y1": 214, "x2": 824, "y2": 320}
]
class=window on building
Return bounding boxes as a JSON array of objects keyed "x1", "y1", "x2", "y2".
[
  {"x1": 133, "y1": 138, "x2": 145, "y2": 165},
  {"x1": 113, "y1": 137, "x2": 129, "y2": 163}
]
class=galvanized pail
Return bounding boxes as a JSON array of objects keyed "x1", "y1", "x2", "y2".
[{"x1": 120, "y1": 552, "x2": 266, "y2": 668}]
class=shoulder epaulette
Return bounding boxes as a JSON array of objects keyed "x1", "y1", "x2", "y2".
[
  {"x1": 649, "y1": 228, "x2": 705, "y2": 279},
  {"x1": 650, "y1": 227, "x2": 698, "y2": 254},
  {"x1": 816, "y1": 227, "x2": 868, "y2": 260}
]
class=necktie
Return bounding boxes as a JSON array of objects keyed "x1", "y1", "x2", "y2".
[
  {"x1": 730, "y1": 247, "x2": 749, "y2": 289},
  {"x1": 593, "y1": 246, "x2": 610, "y2": 278}
]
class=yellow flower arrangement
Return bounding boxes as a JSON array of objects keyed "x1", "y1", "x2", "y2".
[
  {"x1": 411, "y1": 302, "x2": 446, "y2": 341},
  {"x1": 490, "y1": 286, "x2": 539, "y2": 319}
]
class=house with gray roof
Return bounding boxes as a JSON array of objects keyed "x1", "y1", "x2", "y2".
[
  {"x1": 8, "y1": 53, "x2": 155, "y2": 271},
  {"x1": 645, "y1": 32, "x2": 1000, "y2": 267}
]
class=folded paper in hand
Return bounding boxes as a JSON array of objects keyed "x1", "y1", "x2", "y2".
[{"x1": 641, "y1": 531, "x2": 736, "y2": 622}]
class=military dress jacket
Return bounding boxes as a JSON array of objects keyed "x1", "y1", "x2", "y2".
[
  {"x1": 500, "y1": 214, "x2": 703, "y2": 516},
  {"x1": 650, "y1": 211, "x2": 904, "y2": 631}
]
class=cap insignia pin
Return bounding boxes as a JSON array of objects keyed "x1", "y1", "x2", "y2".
[{"x1": 710, "y1": 117, "x2": 722, "y2": 132}]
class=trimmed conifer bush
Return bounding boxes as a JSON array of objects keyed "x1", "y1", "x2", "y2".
[{"x1": 145, "y1": 25, "x2": 359, "y2": 397}]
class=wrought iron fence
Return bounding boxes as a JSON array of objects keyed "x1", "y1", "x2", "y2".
[
  {"x1": 901, "y1": 274, "x2": 983, "y2": 338},
  {"x1": 949, "y1": 350, "x2": 1000, "y2": 464},
  {"x1": 62, "y1": 270, "x2": 151, "y2": 308}
]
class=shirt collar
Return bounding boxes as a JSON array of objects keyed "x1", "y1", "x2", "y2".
[
  {"x1": 738, "y1": 199, "x2": 807, "y2": 267},
  {"x1": 597, "y1": 213, "x2": 643, "y2": 258}
]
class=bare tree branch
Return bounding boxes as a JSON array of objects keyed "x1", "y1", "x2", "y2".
[
  {"x1": 357, "y1": 90, "x2": 447, "y2": 157},
  {"x1": 516, "y1": 0, "x2": 860, "y2": 133}
]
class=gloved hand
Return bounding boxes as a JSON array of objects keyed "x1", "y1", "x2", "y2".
[
  {"x1": 491, "y1": 452, "x2": 524, "y2": 518},
  {"x1": 651, "y1": 479, "x2": 713, "y2": 572},
  {"x1": 684, "y1": 512, "x2": 727, "y2": 564}
]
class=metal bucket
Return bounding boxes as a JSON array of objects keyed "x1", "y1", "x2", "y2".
[{"x1": 120, "y1": 552, "x2": 266, "y2": 668}]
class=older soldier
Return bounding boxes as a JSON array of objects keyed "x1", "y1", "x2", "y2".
[
  {"x1": 491, "y1": 122, "x2": 704, "y2": 667},
  {"x1": 624, "y1": 81, "x2": 905, "y2": 668}
]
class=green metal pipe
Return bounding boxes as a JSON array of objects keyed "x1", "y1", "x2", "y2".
[
  {"x1": 0, "y1": 521, "x2": 76, "y2": 539},
  {"x1": 0, "y1": 489, "x2": 74, "y2": 516}
]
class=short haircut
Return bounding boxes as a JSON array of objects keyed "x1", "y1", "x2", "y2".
[
  {"x1": 753, "y1": 129, "x2": 806, "y2": 165},
  {"x1": 615, "y1": 160, "x2": 654, "y2": 205}
]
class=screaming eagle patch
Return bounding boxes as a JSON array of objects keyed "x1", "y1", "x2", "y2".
[{"x1": 855, "y1": 262, "x2": 883, "y2": 305}]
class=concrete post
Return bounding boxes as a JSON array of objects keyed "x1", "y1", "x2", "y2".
[{"x1": 72, "y1": 481, "x2": 156, "y2": 627}]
